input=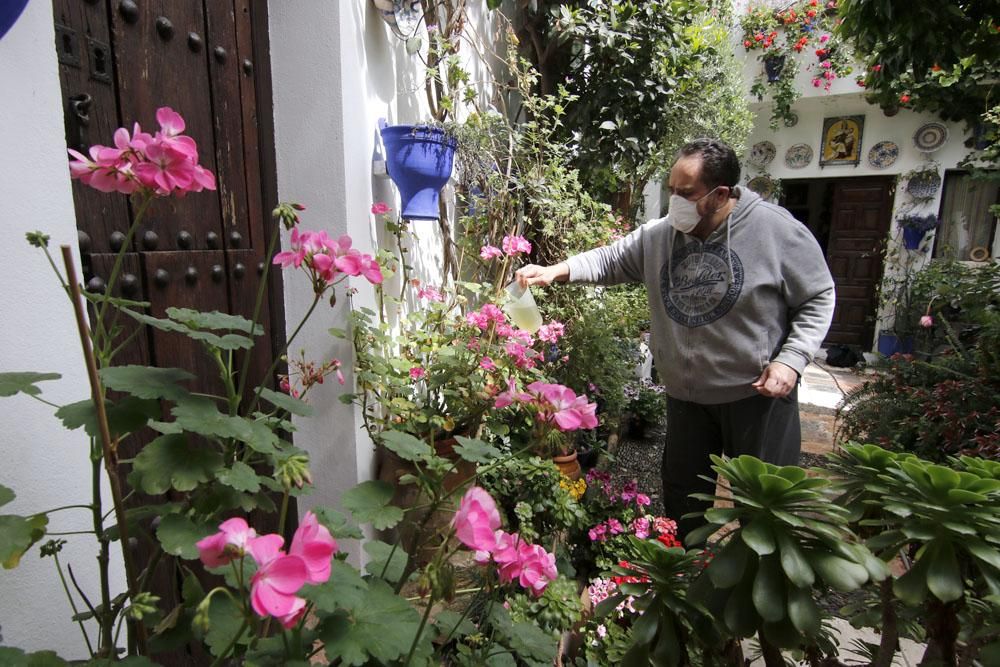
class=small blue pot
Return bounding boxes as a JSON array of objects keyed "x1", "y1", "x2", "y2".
[
  {"x1": 877, "y1": 332, "x2": 914, "y2": 357},
  {"x1": 902, "y1": 226, "x2": 927, "y2": 250},
  {"x1": 0, "y1": 0, "x2": 29, "y2": 41},
  {"x1": 380, "y1": 125, "x2": 457, "y2": 220}
]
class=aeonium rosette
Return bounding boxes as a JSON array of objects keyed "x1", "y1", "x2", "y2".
[
  {"x1": 67, "y1": 106, "x2": 216, "y2": 196},
  {"x1": 452, "y1": 486, "x2": 557, "y2": 596},
  {"x1": 195, "y1": 511, "x2": 337, "y2": 629}
]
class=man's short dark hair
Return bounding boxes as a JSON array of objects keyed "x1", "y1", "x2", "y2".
[{"x1": 676, "y1": 138, "x2": 741, "y2": 190}]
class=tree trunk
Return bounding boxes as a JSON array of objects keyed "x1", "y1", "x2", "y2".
[
  {"x1": 920, "y1": 599, "x2": 961, "y2": 667},
  {"x1": 759, "y1": 635, "x2": 784, "y2": 667},
  {"x1": 872, "y1": 578, "x2": 899, "y2": 667}
]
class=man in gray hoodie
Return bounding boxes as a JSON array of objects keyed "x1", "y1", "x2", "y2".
[{"x1": 516, "y1": 138, "x2": 835, "y2": 538}]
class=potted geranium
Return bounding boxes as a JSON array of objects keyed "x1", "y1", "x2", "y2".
[
  {"x1": 898, "y1": 212, "x2": 939, "y2": 250},
  {"x1": 622, "y1": 379, "x2": 666, "y2": 439}
]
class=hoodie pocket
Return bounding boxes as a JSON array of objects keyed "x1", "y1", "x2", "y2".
[{"x1": 758, "y1": 330, "x2": 771, "y2": 371}]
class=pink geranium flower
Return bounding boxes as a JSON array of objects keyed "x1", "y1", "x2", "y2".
[
  {"x1": 409, "y1": 366, "x2": 426, "y2": 381},
  {"x1": 289, "y1": 511, "x2": 337, "y2": 585},
  {"x1": 480, "y1": 245, "x2": 503, "y2": 260},
  {"x1": 501, "y1": 235, "x2": 532, "y2": 255},
  {"x1": 453, "y1": 486, "x2": 502, "y2": 559},
  {"x1": 196, "y1": 517, "x2": 257, "y2": 568},
  {"x1": 417, "y1": 285, "x2": 444, "y2": 302},
  {"x1": 537, "y1": 322, "x2": 565, "y2": 343},
  {"x1": 479, "y1": 357, "x2": 496, "y2": 371},
  {"x1": 515, "y1": 542, "x2": 557, "y2": 596},
  {"x1": 248, "y1": 534, "x2": 308, "y2": 629},
  {"x1": 371, "y1": 202, "x2": 391, "y2": 215},
  {"x1": 920, "y1": 315, "x2": 934, "y2": 328}
]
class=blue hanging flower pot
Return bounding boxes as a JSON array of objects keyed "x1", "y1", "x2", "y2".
[
  {"x1": 380, "y1": 124, "x2": 457, "y2": 221},
  {"x1": 902, "y1": 226, "x2": 927, "y2": 250},
  {"x1": 0, "y1": 0, "x2": 29, "y2": 41}
]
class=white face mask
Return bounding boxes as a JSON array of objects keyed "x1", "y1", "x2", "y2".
[{"x1": 668, "y1": 187, "x2": 718, "y2": 233}]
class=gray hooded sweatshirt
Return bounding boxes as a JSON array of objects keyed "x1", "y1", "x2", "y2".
[{"x1": 565, "y1": 187, "x2": 835, "y2": 405}]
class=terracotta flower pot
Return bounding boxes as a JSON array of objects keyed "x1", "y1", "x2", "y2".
[{"x1": 552, "y1": 450, "x2": 582, "y2": 481}]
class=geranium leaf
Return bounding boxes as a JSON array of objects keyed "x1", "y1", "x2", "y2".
[
  {"x1": 171, "y1": 397, "x2": 277, "y2": 454},
  {"x1": 317, "y1": 579, "x2": 428, "y2": 666},
  {"x1": 129, "y1": 434, "x2": 224, "y2": 495},
  {"x1": 0, "y1": 647, "x2": 68, "y2": 666},
  {"x1": 363, "y1": 539, "x2": 408, "y2": 584},
  {"x1": 453, "y1": 435, "x2": 501, "y2": 463},
  {"x1": 156, "y1": 513, "x2": 211, "y2": 560},
  {"x1": 258, "y1": 387, "x2": 313, "y2": 417},
  {"x1": 0, "y1": 484, "x2": 14, "y2": 508},
  {"x1": 0, "y1": 372, "x2": 61, "y2": 397},
  {"x1": 341, "y1": 481, "x2": 403, "y2": 530},
  {"x1": 165, "y1": 307, "x2": 262, "y2": 335},
  {"x1": 433, "y1": 609, "x2": 477, "y2": 640},
  {"x1": 301, "y1": 559, "x2": 368, "y2": 612},
  {"x1": 56, "y1": 397, "x2": 160, "y2": 438},
  {"x1": 215, "y1": 461, "x2": 261, "y2": 494},
  {"x1": 380, "y1": 430, "x2": 432, "y2": 462},
  {"x1": 311, "y1": 507, "x2": 363, "y2": 540},
  {"x1": 100, "y1": 366, "x2": 193, "y2": 401},
  {"x1": 202, "y1": 593, "x2": 250, "y2": 657},
  {"x1": 0, "y1": 513, "x2": 48, "y2": 569}
]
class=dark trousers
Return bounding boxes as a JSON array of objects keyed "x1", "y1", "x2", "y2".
[{"x1": 661, "y1": 388, "x2": 801, "y2": 541}]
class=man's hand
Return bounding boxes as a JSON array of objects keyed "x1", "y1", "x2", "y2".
[
  {"x1": 751, "y1": 361, "x2": 798, "y2": 398},
  {"x1": 515, "y1": 263, "x2": 569, "y2": 288}
]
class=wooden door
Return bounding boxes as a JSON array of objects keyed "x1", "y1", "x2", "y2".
[
  {"x1": 51, "y1": 2, "x2": 282, "y2": 661},
  {"x1": 52, "y1": 0, "x2": 281, "y2": 405},
  {"x1": 824, "y1": 178, "x2": 893, "y2": 347}
]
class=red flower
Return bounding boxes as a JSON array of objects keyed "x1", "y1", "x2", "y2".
[
  {"x1": 744, "y1": 40, "x2": 752, "y2": 47},
  {"x1": 872, "y1": 64, "x2": 882, "y2": 72},
  {"x1": 900, "y1": 94, "x2": 911, "y2": 104},
  {"x1": 807, "y1": 9, "x2": 817, "y2": 17}
]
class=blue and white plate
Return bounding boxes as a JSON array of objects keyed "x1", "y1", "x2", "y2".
[
  {"x1": 867, "y1": 141, "x2": 900, "y2": 169},
  {"x1": 913, "y1": 123, "x2": 948, "y2": 152},
  {"x1": 748, "y1": 141, "x2": 777, "y2": 168},
  {"x1": 784, "y1": 143, "x2": 813, "y2": 169}
]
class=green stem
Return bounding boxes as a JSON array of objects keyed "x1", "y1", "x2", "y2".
[
  {"x1": 95, "y1": 194, "x2": 154, "y2": 350},
  {"x1": 235, "y1": 221, "x2": 283, "y2": 405},
  {"x1": 53, "y1": 552, "x2": 96, "y2": 657},
  {"x1": 247, "y1": 293, "x2": 322, "y2": 415},
  {"x1": 44, "y1": 504, "x2": 94, "y2": 514},
  {"x1": 91, "y1": 453, "x2": 114, "y2": 655},
  {"x1": 403, "y1": 590, "x2": 436, "y2": 667}
]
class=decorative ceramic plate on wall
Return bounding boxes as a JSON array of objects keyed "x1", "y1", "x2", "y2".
[
  {"x1": 784, "y1": 143, "x2": 813, "y2": 169},
  {"x1": 913, "y1": 123, "x2": 948, "y2": 152},
  {"x1": 867, "y1": 141, "x2": 900, "y2": 169},
  {"x1": 747, "y1": 175, "x2": 777, "y2": 199},
  {"x1": 748, "y1": 141, "x2": 777, "y2": 168}
]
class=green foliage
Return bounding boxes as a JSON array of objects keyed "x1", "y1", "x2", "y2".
[
  {"x1": 506, "y1": 574, "x2": 584, "y2": 633},
  {"x1": 836, "y1": 311, "x2": 1000, "y2": 460},
  {"x1": 741, "y1": 1, "x2": 854, "y2": 129},
  {"x1": 316, "y1": 579, "x2": 431, "y2": 666},
  {"x1": 478, "y1": 455, "x2": 585, "y2": 542},
  {"x1": 687, "y1": 455, "x2": 884, "y2": 654},
  {"x1": 552, "y1": 0, "x2": 752, "y2": 213},
  {"x1": 129, "y1": 434, "x2": 225, "y2": 494},
  {"x1": 837, "y1": 0, "x2": 999, "y2": 125},
  {"x1": 340, "y1": 480, "x2": 405, "y2": 531},
  {"x1": 828, "y1": 444, "x2": 1000, "y2": 666},
  {"x1": 0, "y1": 371, "x2": 61, "y2": 397}
]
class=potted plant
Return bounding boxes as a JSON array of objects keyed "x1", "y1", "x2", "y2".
[
  {"x1": 379, "y1": 121, "x2": 458, "y2": 220},
  {"x1": 623, "y1": 379, "x2": 666, "y2": 439},
  {"x1": 904, "y1": 164, "x2": 942, "y2": 201},
  {"x1": 898, "y1": 212, "x2": 939, "y2": 250}
]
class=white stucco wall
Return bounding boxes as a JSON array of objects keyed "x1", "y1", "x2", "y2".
[
  {"x1": 268, "y1": 3, "x2": 497, "y2": 555},
  {"x1": 0, "y1": 1, "x2": 124, "y2": 657}
]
